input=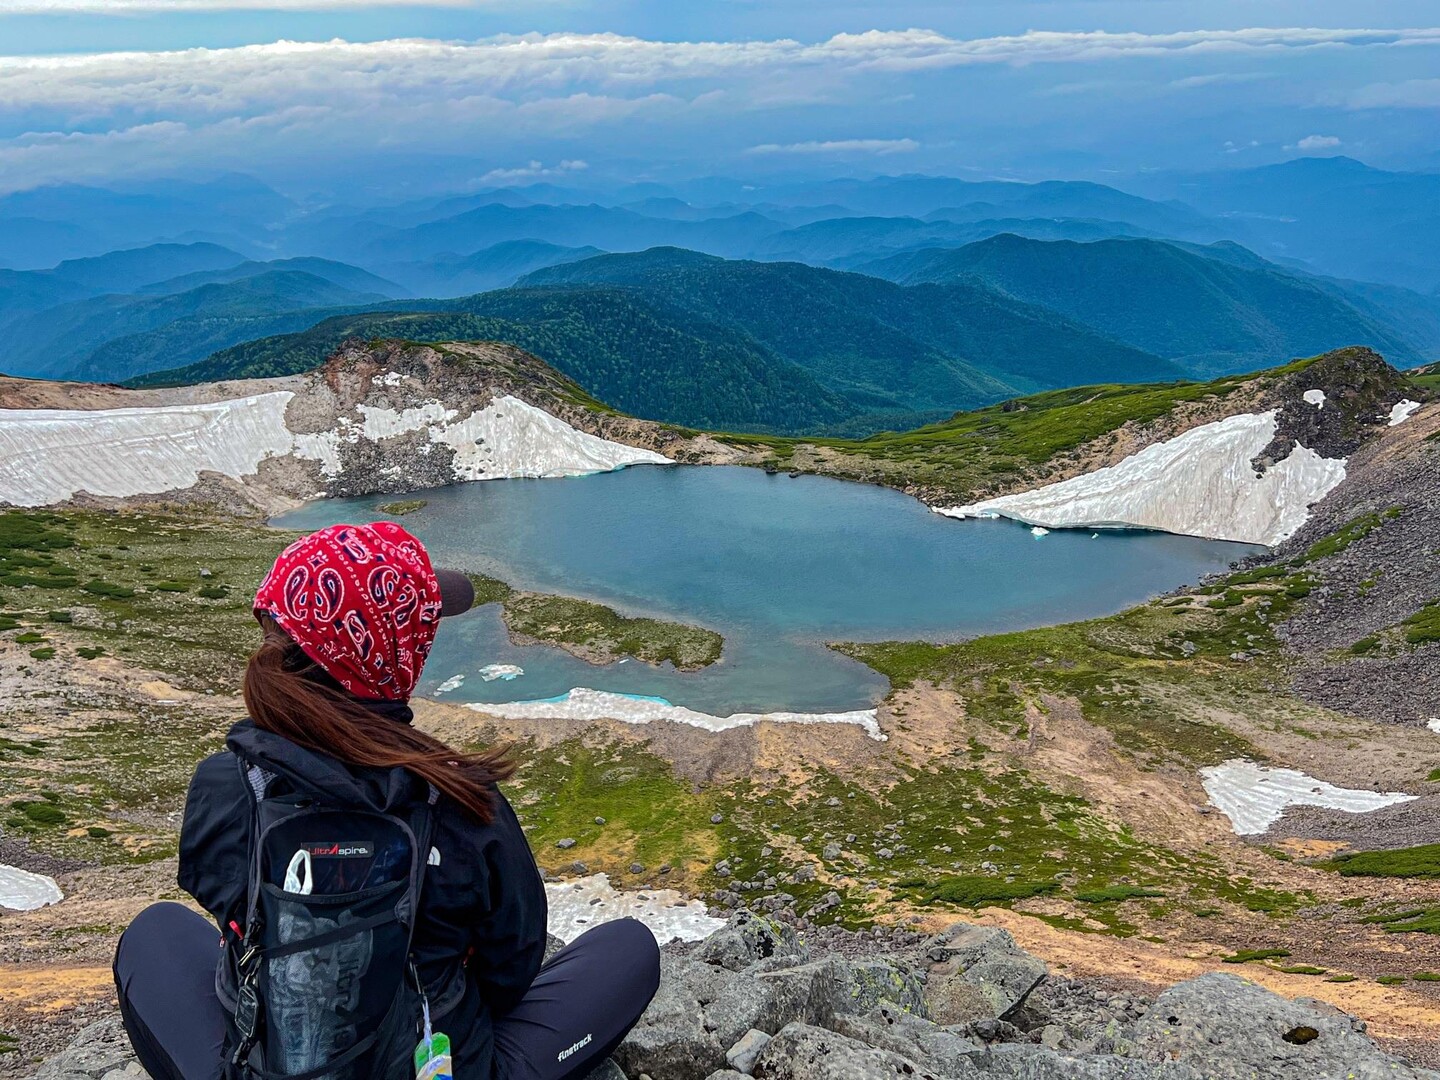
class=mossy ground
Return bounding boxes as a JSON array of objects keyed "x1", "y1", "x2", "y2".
[
  {"x1": 1, "y1": 504, "x2": 1432, "y2": 983},
  {"x1": 0, "y1": 509, "x2": 294, "y2": 691},
  {"x1": 377, "y1": 499, "x2": 428, "y2": 516},
  {"x1": 712, "y1": 365, "x2": 1291, "y2": 501},
  {"x1": 503, "y1": 593, "x2": 723, "y2": 670},
  {"x1": 1329, "y1": 845, "x2": 1440, "y2": 879}
]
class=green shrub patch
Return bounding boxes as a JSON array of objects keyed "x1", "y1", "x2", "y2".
[
  {"x1": 1222, "y1": 948, "x2": 1291, "y2": 964},
  {"x1": 1074, "y1": 885, "x2": 1166, "y2": 903},
  {"x1": 907, "y1": 876, "x2": 1060, "y2": 908},
  {"x1": 82, "y1": 579, "x2": 137, "y2": 599},
  {"x1": 1329, "y1": 844, "x2": 1440, "y2": 879}
]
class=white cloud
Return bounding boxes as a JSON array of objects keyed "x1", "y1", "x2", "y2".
[
  {"x1": 0, "y1": 26, "x2": 1436, "y2": 190},
  {"x1": 3, "y1": 28, "x2": 1438, "y2": 122},
  {"x1": 745, "y1": 137, "x2": 919, "y2": 155},
  {"x1": 476, "y1": 158, "x2": 588, "y2": 185},
  {"x1": 1294, "y1": 134, "x2": 1342, "y2": 150},
  {"x1": 1169, "y1": 72, "x2": 1273, "y2": 90},
  {"x1": 1347, "y1": 78, "x2": 1440, "y2": 109}
]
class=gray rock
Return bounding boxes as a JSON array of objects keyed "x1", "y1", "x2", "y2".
[
  {"x1": 543, "y1": 933, "x2": 567, "y2": 962},
  {"x1": 1128, "y1": 972, "x2": 1440, "y2": 1079},
  {"x1": 556, "y1": 837, "x2": 577, "y2": 849},
  {"x1": 724, "y1": 1029, "x2": 771, "y2": 1075},
  {"x1": 749, "y1": 1022, "x2": 950, "y2": 1080},
  {"x1": 616, "y1": 955, "x2": 777, "y2": 1080},
  {"x1": 31, "y1": 1019, "x2": 141, "y2": 1080},
  {"x1": 977, "y1": 1044, "x2": 1202, "y2": 1078},
  {"x1": 703, "y1": 1073, "x2": 749, "y2": 1080},
  {"x1": 695, "y1": 911, "x2": 808, "y2": 972},
  {"x1": 755, "y1": 956, "x2": 926, "y2": 1030},
  {"x1": 832, "y1": 1003, "x2": 986, "y2": 1074},
  {"x1": 923, "y1": 924, "x2": 1047, "y2": 1025},
  {"x1": 582, "y1": 1061, "x2": 628, "y2": 1080}
]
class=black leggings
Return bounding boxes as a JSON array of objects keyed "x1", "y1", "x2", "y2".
[{"x1": 113, "y1": 902, "x2": 659, "y2": 1080}]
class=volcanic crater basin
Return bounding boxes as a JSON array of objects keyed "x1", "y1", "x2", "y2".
[{"x1": 273, "y1": 463, "x2": 1260, "y2": 720}]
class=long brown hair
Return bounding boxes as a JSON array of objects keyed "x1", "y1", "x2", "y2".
[{"x1": 243, "y1": 614, "x2": 515, "y2": 822}]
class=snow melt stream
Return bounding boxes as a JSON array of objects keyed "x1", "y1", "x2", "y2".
[
  {"x1": 0, "y1": 864, "x2": 63, "y2": 911},
  {"x1": 469, "y1": 687, "x2": 884, "y2": 740},
  {"x1": 940, "y1": 411, "x2": 1346, "y2": 546},
  {"x1": 1199, "y1": 759, "x2": 1416, "y2": 835},
  {"x1": 546, "y1": 873, "x2": 724, "y2": 945}
]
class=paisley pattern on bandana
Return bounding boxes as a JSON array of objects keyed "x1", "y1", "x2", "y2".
[{"x1": 254, "y1": 522, "x2": 445, "y2": 700}]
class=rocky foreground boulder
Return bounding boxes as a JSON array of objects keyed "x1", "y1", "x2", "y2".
[{"x1": 27, "y1": 913, "x2": 1437, "y2": 1080}]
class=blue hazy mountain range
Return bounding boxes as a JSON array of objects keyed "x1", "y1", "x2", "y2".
[{"x1": 1, "y1": 159, "x2": 1437, "y2": 437}]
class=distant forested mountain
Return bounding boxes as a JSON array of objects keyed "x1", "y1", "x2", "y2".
[
  {"x1": 131, "y1": 288, "x2": 859, "y2": 434},
  {"x1": 862, "y1": 234, "x2": 1439, "y2": 375},
  {"x1": 1131, "y1": 157, "x2": 1440, "y2": 293},
  {"x1": 750, "y1": 215, "x2": 1158, "y2": 267},
  {"x1": 9, "y1": 269, "x2": 394, "y2": 382},
  {"x1": 138, "y1": 248, "x2": 1173, "y2": 434},
  {"x1": 516, "y1": 248, "x2": 1174, "y2": 403},
  {"x1": 377, "y1": 240, "x2": 605, "y2": 296},
  {"x1": 0, "y1": 175, "x2": 291, "y2": 268}
]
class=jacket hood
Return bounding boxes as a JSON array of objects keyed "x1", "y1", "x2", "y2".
[{"x1": 226, "y1": 707, "x2": 426, "y2": 814}]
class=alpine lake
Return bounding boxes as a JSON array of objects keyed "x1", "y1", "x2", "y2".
[{"x1": 274, "y1": 464, "x2": 1262, "y2": 716}]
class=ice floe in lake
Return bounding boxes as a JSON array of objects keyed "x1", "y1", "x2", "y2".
[
  {"x1": 1388, "y1": 400, "x2": 1422, "y2": 427},
  {"x1": 0, "y1": 864, "x2": 62, "y2": 910},
  {"x1": 469, "y1": 687, "x2": 884, "y2": 740},
  {"x1": 479, "y1": 664, "x2": 524, "y2": 682},
  {"x1": 1031, "y1": 526, "x2": 1050, "y2": 537},
  {"x1": 434, "y1": 674, "x2": 465, "y2": 694},
  {"x1": 546, "y1": 873, "x2": 724, "y2": 945},
  {"x1": 0, "y1": 391, "x2": 668, "y2": 506},
  {"x1": 939, "y1": 411, "x2": 1346, "y2": 546},
  {"x1": 1303, "y1": 389, "x2": 1327, "y2": 408},
  {"x1": 1199, "y1": 759, "x2": 1417, "y2": 835}
]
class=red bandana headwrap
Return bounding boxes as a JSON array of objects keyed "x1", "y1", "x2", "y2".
[{"x1": 254, "y1": 522, "x2": 445, "y2": 701}]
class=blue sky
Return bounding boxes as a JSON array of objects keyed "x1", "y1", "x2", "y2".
[{"x1": 0, "y1": 1, "x2": 1436, "y2": 197}]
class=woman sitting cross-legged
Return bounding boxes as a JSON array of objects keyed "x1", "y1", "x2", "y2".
[{"x1": 113, "y1": 522, "x2": 660, "y2": 1080}]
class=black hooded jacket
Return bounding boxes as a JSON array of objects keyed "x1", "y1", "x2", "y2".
[{"x1": 177, "y1": 703, "x2": 547, "y2": 1078}]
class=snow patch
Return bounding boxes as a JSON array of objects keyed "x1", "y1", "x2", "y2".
[
  {"x1": 546, "y1": 873, "x2": 724, "y2": 945},
  {"x1": 0, "y1": 864, "x2": 62, "y2": 911},
  {"x1": 1388, "y1": 400, "x2": 1422, "y2": 427},
  {"x1": 939, "y1": 411, "x2": 1346, "y2": 546},
  {"x1": 1427, "y1": 718, "x2": 1440, "y2": 735},
  {"x1": 1199, "y1": 759, "x2": 1416, "y2": 835},
  {"x1": 0, "y1": 390, "x2": 669, "y2": 506},
  {"x1": 0, "y1": 393, "x2": 307, "y2": 507},
  {"x1": 1303, "y1": 389, "x2": 1327, "y2": 408},
  {"x1": 434, "y1": 674, "x2": 465, "y2": 694},
  {"x1": 479, "y1": 664, "x2": 524, "y2": 682},
  {"x1": 431, "y1": 396, "x2": 671, "y2": 480},
  {"x1": 468, "y1": 687, "x2": 885, "y2": 741}
]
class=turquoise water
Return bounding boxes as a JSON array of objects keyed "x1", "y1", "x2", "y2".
[{"x1": 273, "y1": 465, "x2": 1260, "y2": 714}]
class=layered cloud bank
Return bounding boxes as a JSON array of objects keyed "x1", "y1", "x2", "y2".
[
  {"x1": 940, "y1": 411, "x2": 1347, "y2": 546},
  {"x1": 2, "y1": 25, "x2": 1438, "y2": 190}
]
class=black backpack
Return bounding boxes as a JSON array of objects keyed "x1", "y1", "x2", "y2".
[{"x1": 222, "y1": 753, "x2": 438, "y2": 1080}]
